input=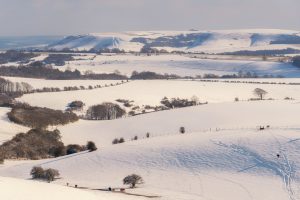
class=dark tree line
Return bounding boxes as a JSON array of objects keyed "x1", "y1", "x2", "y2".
[{"x1": 0, "y1": 61, "x2": 127, "y2": 80}]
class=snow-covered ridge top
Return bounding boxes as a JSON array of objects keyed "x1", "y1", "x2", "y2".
[{"x1": 47, "y1": 29, "x2": 300, "y2": 53}]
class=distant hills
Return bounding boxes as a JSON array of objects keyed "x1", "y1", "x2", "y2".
[{"x1": 1, "y1": 29, "x2": 300, "y2": 54}]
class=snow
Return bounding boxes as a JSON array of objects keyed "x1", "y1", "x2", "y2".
[
  {"x1": 55, "y1": 100, "x2": 300, "y2": 147},
  {"x1": 47, "y1": 29, "x2": 300, "y2": 53},
  {"x1": 0, "y1": 107, "x2": 28, "y2": 144},
  {"x1": 2, "y1": 81, "x2": 300, "y2": 199},
  {"x1": 0, "y1": 176, "x2": 141, "y2": 200},
  {"x1": 56, "y1": 54, "x2": 300, "y2": 77},
  {"x1": 1, "y1": 126, "x2": 300, "y2": 200},
  {"x1": 2, "y1": 43, "x2": 300, "y2": 199},
  {"x1": 16, "y1": 79, "x2": 300, "y2": 112}
]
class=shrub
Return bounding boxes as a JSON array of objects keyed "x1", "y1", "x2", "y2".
[
  {"x1": 123, "y1": 174, "x2": 144, "y2": 188},
  {"x1": 67, "y1": 101, "x2": 84, "y2": 111},
  {"x1": 31, "y1": 166, "x2": 44, "y2": 179},
  {"x1": 86, "y1": 141, "x2": 97, "y2": 152},
  {"x1": 119, "y1": 138, "x2": 125, "y2": 143},
  {"x1": 44, "y1": 168, "x2": 60, "y2": 182},
  {"x1": 31, "y1": 166, "x2": 60, "y2": 182},
  {"x1": 133, "y1": 136, "x2": 138, "y2": 140},
  {"x1": 112, "y1": 138, "x2": 125, "y2": 144},
  {"x1": 180, "y1": 127, "x2": 185, "y2": 134},
  {"x1": 112, "y1": 138, "x2": 119, "y2": 145},
  {"x1": 66, "y1": 144, "x2": 85, "y2": 155}
]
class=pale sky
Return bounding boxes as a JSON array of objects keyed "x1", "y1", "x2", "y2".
[{"x1": 0, "y1": 0, "x2": 299, "y2": 36}]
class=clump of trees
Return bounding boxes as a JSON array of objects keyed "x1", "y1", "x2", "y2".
[
  {"x1": 8, "y1": 103, "x2": 78, "y2": 128},
  {"x1": 0, "y1": 129, "x2": 65, "y2": 160},
  {"x1": 253, "y1": 88, "x2": 268, "y2": 100},
  {"x1": 160, "y1": 96, "x2": 199, "y2": 109},
  {"x1": 123, "y1": 174, "x2": 144, "y2": 188},
  {"x1": 31, "y1": 166, "x2": 60, "y2": 182},
  {"x1": 0, "y1": 128, "x2": 97, "y2": 160},
  {"x1": 131, "y1": 71, "x2": 179, "y2": 80},
  {"x1": 86, "y1": 103, "x2": 126, "y2": 120}
]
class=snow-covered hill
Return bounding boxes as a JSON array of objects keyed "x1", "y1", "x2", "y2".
[
  {"x1": 16, "y1": 79, "x2": 300, "y2": 112},
  {"x1": 2, "y1": 79, "x2": 300, "y2": 200},
  {"x1": 47, "y1": 29, "x2": 300, "y2": 53}
]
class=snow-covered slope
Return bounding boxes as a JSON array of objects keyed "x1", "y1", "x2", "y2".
[
  {"x1": 57, "y1": 100, "x2": 300, "y2": 147},
  {"x1": 2, "y1": 80, "x2": 300, "y2": 200},
  {"x1": 0, "y1": 176, "x2": 139, "y2": 200},
  {"x1": 47, "y1": 29, "x2": 300, "y2": 53},
  {"x1": 16, "y1": 79, "x2": 300, "y2": 112},
  {"x1": 0, "y1": 107, "x2": 28, "y2": 143},
  {"x1": 1, "y1": 127, "x2": 300, "y2": 200}
]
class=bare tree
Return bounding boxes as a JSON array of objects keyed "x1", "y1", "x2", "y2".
[
  {"x1": 253, "y1": 88, "x2": 268, "y2": 100},
  {"x1": 123, "y1": 174, "x2": 144, "y2": 188}
]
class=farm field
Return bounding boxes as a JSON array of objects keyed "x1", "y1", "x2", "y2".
[{"x1": 56, "y1": 54, "x2": 300, "y2": 77}]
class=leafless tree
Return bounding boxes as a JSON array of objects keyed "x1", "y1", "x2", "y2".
[
  {"x1": 253, "y1": 88, "x2": 268, "y2": 100},
  {"x1": 123, "y1": 174, "x2": 144, "y2": 188}
]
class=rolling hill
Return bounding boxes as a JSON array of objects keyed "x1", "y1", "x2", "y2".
[{"x1": 47, "y1": 29, "x2": 300, "y2": 53}]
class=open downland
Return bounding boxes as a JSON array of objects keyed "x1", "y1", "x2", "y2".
[{"x1": 15, "y1": 79, "x2": 300, "y2": 112}]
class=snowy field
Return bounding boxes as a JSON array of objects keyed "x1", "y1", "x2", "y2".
[
  {"x1": 0, "y1": 176, "x2": 137, "y2": 200},
  {"x1": 0, "y1": 107, "x2": 28, "y2": 143},
  {"x1": 1, "y1": 127, "x2": 300, "y2": 200},
  {"x1": 56, "y1": 54, "x2": 300, "y2": 77},
  {"x1": 1, "y1": 47, "x2": 300, "y2": 199},
  {"x1": 2, "y1": 83, "x2": 300, "y2": 199},
  {"x1": 55, "y1": 100, "x2": 300, "y2": 147},
  {"x1": 16, "y1": 79, "x2": 300, "y2": 112}
]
